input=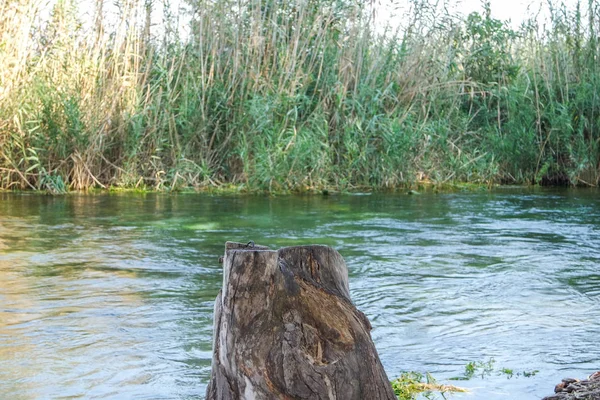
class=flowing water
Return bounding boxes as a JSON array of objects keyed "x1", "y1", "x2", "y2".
[{"x1": 1, "y1": 189, "x2": 599, "y2": 399}]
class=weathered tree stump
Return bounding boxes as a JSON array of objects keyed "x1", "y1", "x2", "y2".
[{"x1": 206, "y1": 242, "x2": 396, "y2": 400}]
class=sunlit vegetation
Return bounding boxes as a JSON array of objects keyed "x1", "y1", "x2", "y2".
[
  {"x1": 1, "y1": 0, "x2": 599, "y2": 192},
  {"x1": 391, "y1": 371, "x2": 467, "y2": 400},
  {"x1": 393, "y1": 359, "x2": 540, "y2": 399}
]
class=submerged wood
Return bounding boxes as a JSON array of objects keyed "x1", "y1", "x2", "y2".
[{"x1": 206, "y1": 242, "x2": 396, "y2": 400}]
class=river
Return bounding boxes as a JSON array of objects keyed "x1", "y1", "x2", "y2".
[{"x1": 1, "y1": 189, "x2": 599, "y2": 399}]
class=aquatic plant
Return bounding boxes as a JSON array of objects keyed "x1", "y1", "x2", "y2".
[
  {"x1": 391, "y1": 360, "x2": 540, "y2": 400},
  {"x1": 391, "y1": 372, "x2": 467, "y2": 400},
  {"x1": 452, "y1": 358, "x2": 540, "y2": 381}
]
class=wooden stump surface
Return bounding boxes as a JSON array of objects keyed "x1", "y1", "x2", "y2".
[{"x1": 206, "y1": 242, "x2": 396, "y2": 400}]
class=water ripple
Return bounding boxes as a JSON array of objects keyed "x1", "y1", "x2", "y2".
[{"x1": 1, "y1": 190, "x2": 599, "y2": 399}]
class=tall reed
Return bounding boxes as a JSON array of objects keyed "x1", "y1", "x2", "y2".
[{"x1": 0, "y1": 0, "x2": 598, "y2": 191}]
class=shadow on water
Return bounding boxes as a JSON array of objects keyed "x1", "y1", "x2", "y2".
[{"x1": 1, "y1": 189, "x2": 599, "y2": 399}]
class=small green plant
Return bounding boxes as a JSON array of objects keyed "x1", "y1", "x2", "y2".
[
  {"x1": 464, "y1": 362, "x2": 475, "y2": 378},
  {"x1": 392, "y1": 372, "x2": 427, "y2": 400},
  {"x1": 40, "y1": 171, "x2": 67, "y2": 195},
  {"x1": 391, "y1": 372, "x2": 467, "y2": 400},
  {"x1": 451, "y1": 359, "x2": 540, "y2": 381},
  {"x1": 460, "y1": 358, "x2": 496, "y2": 380},
  {"x1": 500, "y1": 368, "x2": 514, "y2": 378},
  {"x1": 499, "y1": 367, "x2": 541, "y2": 379}
]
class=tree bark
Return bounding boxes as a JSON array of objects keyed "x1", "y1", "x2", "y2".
[{"x1": 206, "y1": 242, "x2": 396, "y2": 400}]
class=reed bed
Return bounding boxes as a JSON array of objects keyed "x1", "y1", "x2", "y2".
[{"x1": 1, "y1": 0, "x2": 598, "y2": 192}]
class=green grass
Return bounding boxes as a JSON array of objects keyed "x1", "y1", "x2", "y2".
[{"x1": 1, "y1": 0, "x2": 599, "y2": 192}]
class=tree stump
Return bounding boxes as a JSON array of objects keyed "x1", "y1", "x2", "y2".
[{"x1": 206, "y1": 242, "x2": 396, "y2": 400}]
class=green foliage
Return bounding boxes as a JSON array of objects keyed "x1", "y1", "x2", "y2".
[
  {"x1": 391, "y1": 372, "x2": 466, "y2": 400},
  {"x1": 392, "y1": 372, "x2": 427, "y2": 400},
  {"x1": 523, "y1": 370, "x2": 539, "y2": 378},
  {"x1": 1, "y1": 0, "x2": 599, "y2": 191},
  {"x1": 461, "y1": 3, "x2": 520, "y2": 84},
  {"x1": 40, "y1": 171, "x2": 67, "y2": 195},
  {"x1": 390, "y1": 362, "x2": 539, "y2": 400},
  {"x1": 451, "y1": 358, "x2": 540, "y2": 381},
  {"x1": 463, "y1": 358, "x2": 496, "y2": 379}
]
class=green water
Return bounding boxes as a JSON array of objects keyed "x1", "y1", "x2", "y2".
[{"x1": 1, "y1": 190, "x2": 599, "y2": 399}]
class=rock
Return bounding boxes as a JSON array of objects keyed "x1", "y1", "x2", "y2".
[{"x1": 543, "y1": 372, "x2": 600, "y2": 400}]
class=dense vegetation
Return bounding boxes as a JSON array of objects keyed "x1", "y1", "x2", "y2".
[{"x1": 1, "y1": 0, "x2": 599, "y2": 192}]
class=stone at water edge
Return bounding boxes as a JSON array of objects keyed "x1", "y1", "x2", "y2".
[{"x1": 542, "y1": 371, "x2": 600, "y2": 400}]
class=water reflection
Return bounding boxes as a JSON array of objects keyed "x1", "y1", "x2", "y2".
[{"x1": 0, "y1": 189, "x2": 599, "y2": 399}]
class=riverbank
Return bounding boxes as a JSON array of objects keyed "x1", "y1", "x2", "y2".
[
  {"x1": 1, "y1": 0, "x2": 599, "y2": 193},
  {"x1": 0, "y1": 181, "x2": 561, "y2": 196},
  {"x1": 4, "y1": 173, "x2": 595, "y2": 196}
]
